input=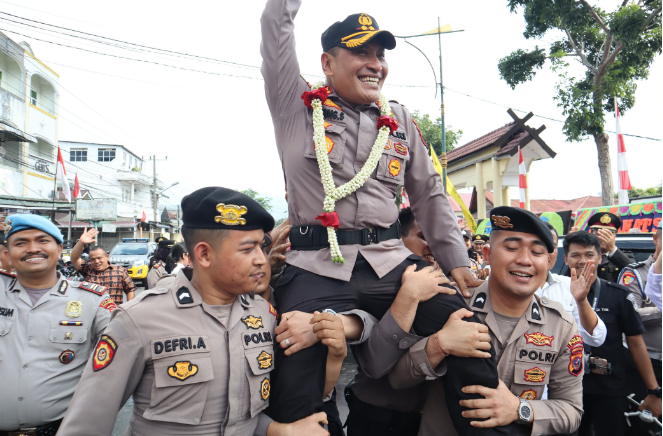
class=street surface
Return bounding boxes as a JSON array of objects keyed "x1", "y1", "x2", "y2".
[{"x1": 111, "y1": 285, "x2": 357, "y2": 435}]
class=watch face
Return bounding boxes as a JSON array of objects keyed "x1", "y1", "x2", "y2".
[{"x1": 521, "y1": 405, "x2": 531, "y2": 420}]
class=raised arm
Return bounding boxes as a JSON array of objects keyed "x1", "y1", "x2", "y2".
[
  {"x1": 71, "y1": 227, "x2": 98, "y2": 270},
  {"x1": 260, "y1": 0, "x2": 309, "y2": 118}
]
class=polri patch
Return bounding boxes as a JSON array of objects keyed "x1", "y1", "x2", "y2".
[
  {"x1": 176, "y1": 287, "x2": 194, "y2": 305},
  {"x1": 59, "y1": 349, "x2": 75, "y2": 364},
  {"x1": 242, "y1": 315, "x2": 263, "y2": 330},
  {"x1": 257, "y1": 350, "x2": 273, "y2": 369},
  {"x1": 261, "y1": 377, "x2": 270, "y2": 401},
  {"x1": 620, "y1": 271, "x2": 636, "y2": 286},
  {"x1": 99, "y1": 298, "x2": 118, "y2": 313},
  {"x1": 472, "y1": 292, "x2": 487, "y2": 309},
  {"x1": 93, "y1": 334, "x2": 117, "y2": 371},
  {"x1": 524, "y1": 332, "x2": 553, "y2": 347},
  {"x1": 523, "y1": 367, "x2": 546, "y2": 383},
  {"x1": 567, "y1": 335, "x2": 583, "y2": 377},
  {"x1": 168, "y1": 361, "x2": 198, "y2": 381}
]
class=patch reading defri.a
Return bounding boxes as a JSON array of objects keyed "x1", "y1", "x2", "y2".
[{"x1": 93, "y1": 334, "x2": 117, "y2": 371}]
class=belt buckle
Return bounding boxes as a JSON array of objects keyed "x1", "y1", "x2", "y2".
[
  {"x1": 9, "y1": 430, "x2": 37, "y2": 436},
  {"x1": 362, "y1": 228, "x2": 377, "y2": 245}
]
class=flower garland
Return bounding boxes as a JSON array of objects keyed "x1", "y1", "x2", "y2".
[{"x1": 302, "y1": 82, "x2": 398, "y2": 264}]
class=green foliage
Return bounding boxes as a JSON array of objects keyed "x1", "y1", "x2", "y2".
[
  {"x1": 131, "y1": 166, "x2": 142, "y2": 172},
  {"x1": 498, "y1": 47, "x2": 547, "y2": 88},
  {"x1": 274, "y1": 217, "x2": 287, "y2": 226},
  {"x1": 411, "y1": 110, "x2": 463, "y2": 156},
  {"x1": 614, "y1": 185, "x2": 663, "y2": 199},
  {"x1": 239, "y1": 189, "x2": 273, "y2": 213}
]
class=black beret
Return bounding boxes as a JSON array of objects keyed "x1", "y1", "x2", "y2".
[
  {"x1": 181, "y1": 187, "x2": 275, "y2": 233},
  {"x1": 158, "y1": 239, "x2": 175, "y2": 248},
  {"x1": 322, "y1": 13, "x2": 396, "y2": 52},
  {"x1": 473, "y1": 234, "x2": 489, "y2": 242},
  {"x1": 587, "y1": 212, "x2": 621, "y2": 230},
  {"x1": 490, "y1": 206, "x2": 554, "y2": 253}
]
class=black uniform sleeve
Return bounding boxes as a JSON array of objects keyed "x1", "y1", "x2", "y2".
[
  {"x1": 610, "y1": 249, "x2": 635, "y2": 271},
  {"x1": 618, "y1": 285, "x2": 647, "y2": 337}
]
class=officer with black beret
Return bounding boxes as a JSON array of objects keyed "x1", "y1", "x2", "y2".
[
  {"x1": 146, "y1": 238, "x2": 175, "y2": 289},
  {"x1": 586, "y1": 212, "x2": 634, "y2": 282},
  {"x1": 58, "y1": 187, "x2": 330, "y2": 436}
]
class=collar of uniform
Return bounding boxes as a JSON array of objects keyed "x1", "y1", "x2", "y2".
[
  {"x1": 11, "y1": 274, "x2": 69, "y2": 307},
  {"x1": 170, "y1": 270, "x2": 203, "y2": 308},
  {"x1": 324, "y1": 81, "x2": 380, "y2": 112},
  {"x1": 467, "y1": 280, "x2": 491, "y2": 313},
  {"x1": 524, "y1": 294, "x2": 546, "y2": 325}
]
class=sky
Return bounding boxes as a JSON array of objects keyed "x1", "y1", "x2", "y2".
[{"x1": 1, "y1": 0, "x2": 660, "y2": 220}]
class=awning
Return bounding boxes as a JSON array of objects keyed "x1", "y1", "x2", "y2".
[
  {"x1": 0, "y1": 196, "x2": 75, "y2": 211},
  {"x1": 0, "y1": 123, "x2": 37, "y2": 143}
]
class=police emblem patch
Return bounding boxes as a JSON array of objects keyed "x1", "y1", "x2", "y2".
[
  {"x1": 242, "y1": 315, "x2": 264, "y2": 329},
  {"x1": 215, "y1": 204, "x2": 248, "y2": 226},
  {"x1": 325, "y1": 136, "x2": 334, "y2": 154},
  {"x1": 394, "y1": 142, "x2": 408, "y2": 156},
  {"x1": 261, "y1": 377, "x2": 270, "y2": 401},
  {"x1": 99, "y1": 298, "x2": 118, "y2": 313},
  {"x1": 3, "y1": 218, "x2": 11, "y2": 233},
  {"x1": 257, "y1": 350, "x2": 273, "y2": 369},
  {"x1": 600, "y1": 214, "x2": 611, "y2": 224},
  {"x1": 167, "y1": 361, "x2": 198, "y2": 381},
  {"x1": 620, "y1": 271, "x2": 636, "y2": 286},
  {"x1": 520, "y1": 389, "x2": 537, "y2": 400},
  {"x1": 65, "y1": 301, "x2": 83, "y2": 318},
  {"x1": 524, "y1": 332, "x2": 553, "y2": 347},
  {"x1": 388, "y1": 159, "x2": 401, "y2": 177},
  {"x1": 93, "y1": 334, "x2": 117, "y2": 371},
  {"x1": 523, "y1": 367, "x2": 546, "y2": 383},
  {"x1": 59, "y1": 349, "x2": 75, "y2": 364},
  {"x1": 566, "y1": 335, "x2": 584, "y2": 377},
  {"x1": 492, "y1": 216, "x2": 514, "y2": 229}
]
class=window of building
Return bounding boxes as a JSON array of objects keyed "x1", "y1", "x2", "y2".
[
  {"x1": 98, "y1": 148, "x2": 116, "y2": 162},
  {"x1": 30, "y1": 89, "x2": 37, "y2": 106},
  {"x1": 70, "y1": 148, "x2": 87, "y2": 162}
]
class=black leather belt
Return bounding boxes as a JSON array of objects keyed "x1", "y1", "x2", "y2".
[
  {"x1": 290, "y1": 222, "x2": 400, "y2": 251},
  {"x1": 0, "y1": 419, "x2": 62, "y2": 436},
  {"x1": 345, "y1": 386, "x2": 421, "y2": 430}
]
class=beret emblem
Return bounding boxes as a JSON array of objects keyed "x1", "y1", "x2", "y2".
[
  {"x1": 3, "y1": 219, "x2": 11, "y2": 234},
  {"x1": 492, "y1": 215, "x2": 513, "y2": 229},
  {"x1": 215, "y1": 204, "x2": 248, "y2": 226},
  {"x1": 600, "y1": 214, "x2": 611, "y2": 224}
]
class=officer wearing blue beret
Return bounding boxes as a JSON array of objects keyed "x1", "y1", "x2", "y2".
[{"x1": 0, "y1": 214, "x2": 113, "y2": 434}]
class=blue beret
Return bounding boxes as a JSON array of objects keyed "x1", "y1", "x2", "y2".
[
  {"x1": 489, "y1": 206, "x2": 554, "y2": 253},
  {"x1": 4, "y1": 214, "x2": 64, "y2": 244}
]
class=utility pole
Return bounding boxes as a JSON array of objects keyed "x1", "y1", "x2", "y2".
[{"x1": 149, "y1": 155, "x2": 168, "y2": 240}]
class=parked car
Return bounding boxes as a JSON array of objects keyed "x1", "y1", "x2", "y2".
[
  {"x1": 109, "y1": 238, "x2": 157, "y2": 287},
  {"x1": 550, "y1": 233, "x2": 656, "y2": 276}
]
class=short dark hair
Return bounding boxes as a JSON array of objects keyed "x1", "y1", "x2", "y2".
[
  {"x1": 399, "y1": 208, "x2": 416, "y2": 237},
  {"x1": 544, "y1": 222, "x2": 558, "y2": 241},
  {"x1": 181, "y1": 226, "x2": 229, "y2": 261},
  {"x1": 563, "y1": 231, "x2": 600, "y2": 256},
  {"x1": 89, "y1": 246, "x2": 107, "y2": 255},
  {"x1": 326, "y1": 46, "x2": 341, "y2": 57}
]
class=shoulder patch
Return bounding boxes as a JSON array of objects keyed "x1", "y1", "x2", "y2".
[
  {"x1": 619, "y1": 270, "x2": 637, "y2": 287},
  {"x1": 78, "y1": 281, "x2": 107, "y2": 296},
  {"x1": 269, "y1": 302, "x2": 278, "y2": 317},
  {"x1": 0, "y1": 269, "x2": 16, "y2": 278},
  {"x1": 472, "y1": 291, "x2": 486, "y2": 309},
  {"x1": 539, "y1": 298, "x2": 574, "y2": 325}
]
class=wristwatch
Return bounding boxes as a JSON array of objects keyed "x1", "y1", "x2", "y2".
[
  {"x1": 322, "y1": 309, "x2": 338, "y2": 316},
  {"x1": 648, "y1": 387, "x2": 662, "y2": 398},
  {"x1": 517, "y1": 398, "x2": 532, "y2": 424}
]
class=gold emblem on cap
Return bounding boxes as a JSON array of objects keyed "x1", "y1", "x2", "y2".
[
  {"x1": 600, "y1": 214, "x2": 611, "y2": 224},
  {"x1": 357, "y1": 13, "x2": 375, "y2": 31},
  {"x1": 215, "y1": 204, "x2": 248, "y2": 226},
  {"x1": 65, "y1": 301, "x2": 83, "y2": 318},
  {"x1": 492, "y1": 216, "x2": 514, "y2": 229},
  {"x1": 3, "y1": 219, "x2": 11, "y2": 234}
]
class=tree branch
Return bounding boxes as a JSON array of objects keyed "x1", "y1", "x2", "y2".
[
  {"x1": 602, "y1": 33, "x2": 614, "y2": 63},
  {"x1": 580, "y1": 1, "x2": 610, "y2": 32},
  {"x1": 620, "y1": 0, "x2": 630, "y2": 9},
  {"x1": 565, "y1": 27, "x2": 598, "y2": 73},
  {"x1": 642, "y1": 6, "x2": 662, "y2": 31},
  {"x1": 596, "y1": 42, "x2": 625, "y2": 81}
]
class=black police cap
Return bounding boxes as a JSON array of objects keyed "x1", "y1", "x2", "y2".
[
  {"x1": 490, "y1": 206, "x2": 554, "y2": 253},
  {"x1": 158, "y1": 239, "x2": 175, "y2": 248},
  {"x1": 473, "y1": 234, "x2": 489, "y2": 243},
  {"x1": 322, "y1": 13, "x2": 396, "y2": 53},
  {"x1": 181, "y1": 187, "x2": 275, "y2": 233},
  {"x1": 587, "y1": 212, "x2": 621, "y2": 230}
]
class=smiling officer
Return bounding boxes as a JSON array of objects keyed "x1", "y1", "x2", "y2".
[
  {"x1": 57, "y1": 188, "x2": 329, "y2": 436},
  {"x1": 0, "y1": 214, "x2": 112, "y2": 435}
]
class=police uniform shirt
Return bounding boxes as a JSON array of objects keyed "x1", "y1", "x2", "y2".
[
  {"x1": 597, "y1": 247, "x2": 634, "y2": 283},
  {"x1": 0, "y1": 272, "x2": 113, "y2": 429},
  {"x1": 57, "y1": 269, "x2": 278, "y2": 436},
  {"x1": 388, "y1": 281, "x2": 584, "y2": 436},
  {"x1": 146, "y1": 260, "x2": 166, "y2": 289},
  {"x1": 260, "y1": 0, "x2": 469, "y2": 281},
  {"x1": 583, "y1": 278, "x2": 646, "y2": 396}
]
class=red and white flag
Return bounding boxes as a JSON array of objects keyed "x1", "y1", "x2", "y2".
[
  {"x1": 615, "y1": 99, "x2": 632, "y2": 205},
  {"x1": 56, "y1": 147, "x2": 71, "y2": 202},
  {"x1": 141, "y1": 211, "x2": 147, "y2": 222},
  {"x1": 518, "y1": 146, "x2": 527, "y2": 209},
  {"x1": 72, "y1": 174, "x2": 80, "y2": 199}
]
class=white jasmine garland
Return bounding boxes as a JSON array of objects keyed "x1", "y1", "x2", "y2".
[{"x1": 310, "y1": 82, "x2": 392, "y2": 264}]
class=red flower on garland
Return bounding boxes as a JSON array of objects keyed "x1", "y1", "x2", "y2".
[
  {"x1": 377, "y1": 115, "x2": 398, "y2": 135},
  {"x1": 301, "y1": 87, "x2": 331, "y2": 108},
  {"x1": 315, "y1": 212, "x2": 340, "y2": 229}
]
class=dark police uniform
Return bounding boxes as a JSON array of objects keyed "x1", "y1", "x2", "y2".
[
  {"x1": 469, "y1": 234, "x2": 489, "y2": 263},
  {"x1": 578, "y1": 277, "x2": 646, "y2": 436},
  {"x1": 58, "y1": 188, "x2": 283, "y2": 436},
  {"x1": 587, "y1": 212, "x2": 634, "y2": 283}
]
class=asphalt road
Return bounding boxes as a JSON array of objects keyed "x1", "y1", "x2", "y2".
[{"x1": 112, "y1": 285, "x2": 357, "y2": 435}]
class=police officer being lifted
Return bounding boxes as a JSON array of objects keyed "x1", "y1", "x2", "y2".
[
  {"x1": 57, "y1": 187, "x2": 329, "y2": 436},
  {"x1": 0, "y1": 214, "x2": 113, "y2": 435}
]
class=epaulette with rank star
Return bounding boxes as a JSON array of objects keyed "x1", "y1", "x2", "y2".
[
  {"x1": 154, "y1": 261, "x2": 165, "y2": 269},
  {"x1": 626, "y1": 261, "x2": 647, "y2": 270},
  {"x1": 0, "y1": 269, "x2": 16, "y2": 278},
  {"x1": 77, "y1": 281, "x2": 107, "y2": 296}
]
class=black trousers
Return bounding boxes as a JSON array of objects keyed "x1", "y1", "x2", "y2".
[
  {"x1": 624, "y1": 352, "x2": 662, "y2": 436},
  {"x1": 270, "y1": 254, "x2": 511, "y2": 436},
  {"x1": 579, "y1": 394, "x2": 627, "y2": 436}
]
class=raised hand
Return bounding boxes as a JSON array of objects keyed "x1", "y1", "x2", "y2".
[
  {"x1": 79, "y1": 227, "x2": 99, "y2": 245},
  {"x1": 570, "y1": 260, "x2": 595, "y2": 303}
]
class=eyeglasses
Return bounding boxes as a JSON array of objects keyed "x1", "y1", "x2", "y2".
[{"x1": 590, "y1": 227, "x2": 617, "y2": 235}]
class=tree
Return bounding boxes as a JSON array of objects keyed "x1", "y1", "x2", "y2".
[
  {"x1": 239, "y1": 189, "x2": 273, "y2": 213},
  {"x1": 614, "y1": 184, "x2": 662, "y2": 200},
  {"x1": 412, "y1": 110, "x2": 463, "y2": 156},
  {"x1": 498, "y1": 0, "x2": 661, "y2": 206}
]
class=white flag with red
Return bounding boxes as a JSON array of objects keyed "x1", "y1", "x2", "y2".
[
  {"x1": 56, "y1": 147, "x2": 71, "y2": 203},
  {"x1": 72, "y1": 174, "x2": 80, "y2": 199},
  {"x1": 518, "y1": 146, "x2": 527, "y2": 209},
  {"x1": 615, "y1": 99, "x2": 632, "y2": 205}
]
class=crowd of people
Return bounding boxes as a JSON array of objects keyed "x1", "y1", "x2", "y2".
[{"x1": 0, "y1": 1, "x2": 661, "y2": 435}]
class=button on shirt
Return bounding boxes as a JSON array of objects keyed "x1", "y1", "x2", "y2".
[
  {"x1": 0, "y1": 273, "x2": 112, "y2": 429},
  {"x1": 80, "y1": 261, "x2": 136, "y2": 304},
  {"x1": 260, "y1": 0, "x2": 469, "y2": 281},
  {"x1": 536, "y1": 272, "x2": 607, "y2": 347}
]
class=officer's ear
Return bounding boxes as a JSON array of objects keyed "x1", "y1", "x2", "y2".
[
  {"x1": 192, "y1": 241, "x2": 213, "y2": 268},
  {"x1": 483, "y1": 244, "x2": 491, "y2": 266},
  {"x1": 321, "y1": 50, "x2": 338, "y2": 78},
  {"x1": 563, "y1": 255, "x2": 568, "y2": 266}
]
